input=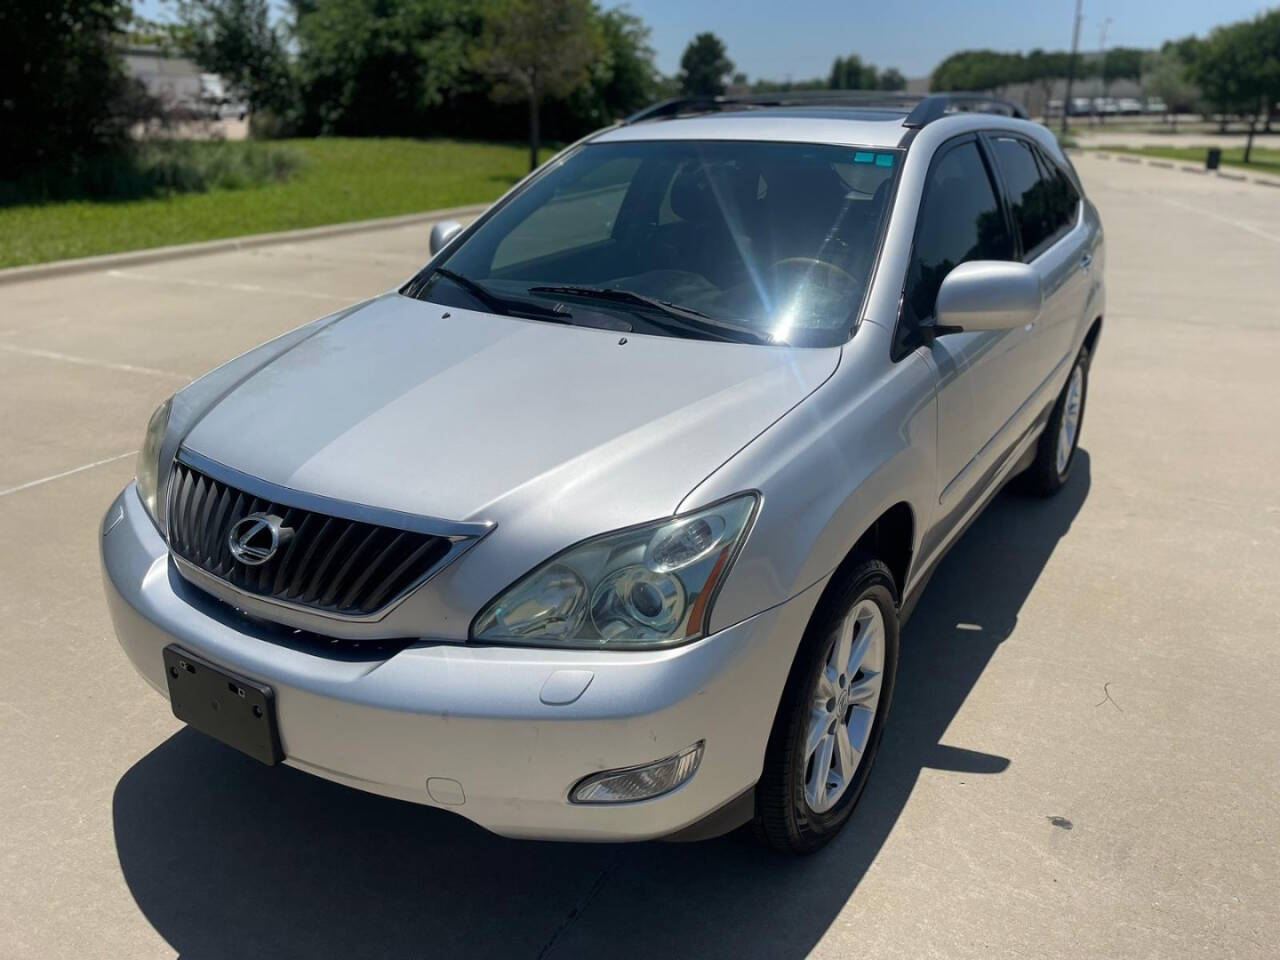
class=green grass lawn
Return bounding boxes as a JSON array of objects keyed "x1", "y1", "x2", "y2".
[
  {"x1": 0, "y1": 138, "x2": 552, "y2": 269},
  {"x1": 1095, "y1": 144, "x2": 1280, "y2": 174}
]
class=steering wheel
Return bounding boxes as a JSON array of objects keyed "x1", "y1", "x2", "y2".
[{"x1": 769, "y1": 257, "x2": 858, "y2": 289}]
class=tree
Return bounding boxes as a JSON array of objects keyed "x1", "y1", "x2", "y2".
[
  {"x1": 291, "y1": 0, "x2": 654, "y2": 144},
  {"x1": 592, "y1": 7, "x2": 662, "y2": 118},
  {"x1": 1024, "y1": 48, "x2": 1070, "y2": 117},
  {"x1": 551, "y1": 5, "x2": 660, "y2": 128},
  {"x1": 295, "y1": 0, "x2": 482, "y2": 138},
  {"x1": 678, "y1": 32, "x2": 733, "y2": 96},
  {"x1": 877, "y1": 67, "x2": 906, "y2": 91},
  {"x1": 1192, "y1": 19, "x2": 1263, "y2": 138},
  {"x1": 1101, "y1": 46, "x2": 1144, "y2": 86},
  {"x1": 930, "y1": 50, "x2": 1026, "y2": 93},
  {"x1": 473, "y1": 0, "x2": 603, "y2": 171},
  {"x1": 1251, "y1": 10, "x2": 1280, "y2": 132},
  {"x1": 828, "y1": 54, "x2": 877, "y2": 89},
  {"x1": 1141, "y1": 44, "x2": 1198, "y2": 130},
  {"x1": 175, "y1": 0, "x2": 295, "y2": 119},
  {"x1": 0, "y1": 0, "x2": 146, "y2": 180},
  {"x1": 1191, "y1": 12, "x2": 1280, "y2": 155}
]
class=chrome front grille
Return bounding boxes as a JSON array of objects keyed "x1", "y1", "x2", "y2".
[{"x1": 166, "y1": 458, "x2": 460, "y2": 618}]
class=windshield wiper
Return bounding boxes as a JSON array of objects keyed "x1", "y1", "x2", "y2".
[
  {"x1": 435, "y1": 268, "x2": 585, "y2": 324},
  {"x1": 433, "y1": 267, "x2": 513, "y2": 315},
  {"x1": 527, "y1": 286, "x2": 777, "y2": 345}
]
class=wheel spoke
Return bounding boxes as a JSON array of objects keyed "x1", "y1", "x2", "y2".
[
  {"x1": 832, "y1": 616, "x2": 855, "y2": 678},
  {"x1": 814, "y1": 666, "x2": 838, "y2": 703},
  {"x1": 846, "y1": 704, "x2": 875, "y2": 755},
  {"x1": 810, "y1": 733, "x2": 835, "y2": 809},
  {"x1": 805, "y1": 707, "x2": 829, "y2": 758},
  {"x1": 847, "y1": 669, "x2": 881, "y2": 705},
  {"x1": 834, "y1": 722, "x2": 857, "y2": 779},
  {"x1": 846, "y1": 611, "x2": 879, "y2": 675}
]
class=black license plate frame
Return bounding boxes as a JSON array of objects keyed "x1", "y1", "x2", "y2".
[{"x1": 163, "y1": 645, "x2": 283, "y2": 765}]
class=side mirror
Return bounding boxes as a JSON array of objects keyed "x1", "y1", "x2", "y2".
[
  {"x1": 930, "y1": 261, "x2": 1043, "y2": 336},
  {"x1": 429, "y1": 220, "x2": 463, "y2": 256}
]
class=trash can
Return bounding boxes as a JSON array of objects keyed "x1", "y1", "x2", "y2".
[{"x1": 1206, "y1": 148, "x2": 1222, "y2": 171}]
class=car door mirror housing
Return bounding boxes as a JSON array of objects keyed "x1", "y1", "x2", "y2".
[
  {"x1": 932, "y1": 260, "x2": 1043, "y2": 335},
  {"x1": 429, "y1": 220, "x2": 463, "y2": 256}
]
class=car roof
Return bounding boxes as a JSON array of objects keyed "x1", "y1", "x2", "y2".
[{"x1": 592, "y1": 110, "x2": 912, "y2": 150}]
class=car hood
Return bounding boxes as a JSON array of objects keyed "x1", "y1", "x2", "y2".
[{"x1": 181, "y1": 294, "x2": 838, "y2": 529}]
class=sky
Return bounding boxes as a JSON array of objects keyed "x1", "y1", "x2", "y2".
[{"x1": 133, "y1": 0, "x2": 1274, "y2": 80}]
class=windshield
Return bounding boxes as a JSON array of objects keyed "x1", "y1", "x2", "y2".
[{"x1": 404, "y1": 140, "x2": 900, "y2": 346}]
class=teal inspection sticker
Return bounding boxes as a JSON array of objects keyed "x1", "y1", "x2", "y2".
[{"x1": 854, "y1": 151, "x2": 895, "y2": 167}]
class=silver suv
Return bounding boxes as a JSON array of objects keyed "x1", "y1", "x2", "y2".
[{"x1": 101, "y1": 93, "x2": 1103, "y2": 853}]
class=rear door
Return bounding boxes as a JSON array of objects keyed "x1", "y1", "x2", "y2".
[{"x1": 984, "y1": 134, "x2": 1089, "y2": 412}]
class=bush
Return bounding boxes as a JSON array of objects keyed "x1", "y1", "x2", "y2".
[{"x1": 0, "y1": 141, "x2": 304, "y2": 207}]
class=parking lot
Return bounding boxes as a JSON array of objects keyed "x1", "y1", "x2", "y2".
[{"x1": 2, "y1": 153, "x2": 1277, "y2": 958}]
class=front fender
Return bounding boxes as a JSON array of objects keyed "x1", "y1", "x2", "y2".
[{"x1": 680, "y1": 321, "x2": 939, "y2": 634}]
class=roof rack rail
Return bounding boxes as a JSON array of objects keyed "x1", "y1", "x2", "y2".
[
  {"x1": 623, "y1": 90, "x2": 1028, "y2": 128},
  {"x1": 902, "y1": 93, "x2": 1027, "y2": 127},
  {"x1": 624, "y1": 90, "x2": 925, "y2": 124}
]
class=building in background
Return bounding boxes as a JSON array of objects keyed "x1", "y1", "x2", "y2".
[{"x1": 122, "y1": 46, "x2": 247, "y2": 122}]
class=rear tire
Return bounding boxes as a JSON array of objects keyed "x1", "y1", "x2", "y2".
[
  {"x1": 1024, "y1": 346, "x2": 1089, "y2": 497},
  {"x1": 754, "y1": 557, "x2": 899, "y2": 854}
]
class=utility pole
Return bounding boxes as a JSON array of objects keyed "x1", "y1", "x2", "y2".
[
  {"x1": 1097, "y1": 16, "x2": 1113, "y2": 124},
  {"x1": 1061, "y1": 0, "x2": 1083, "y2": 134}
]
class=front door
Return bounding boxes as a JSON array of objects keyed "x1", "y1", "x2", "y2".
[{"x1": 898, "y1": 135, "x2": 1030, "y2": 512}]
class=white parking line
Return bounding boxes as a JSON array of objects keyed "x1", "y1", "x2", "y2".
[
  {"x1": 107, "y1": 268, "x2": 362, "y2": 302},
  {"x1": 1155, "y1": 196, "x2": 1280, "y2": 245},
  {"x1": 0, "y1": 342, "x2": 190, "y2": 381},
  {"x1": 0, "y1": 451, "x2": 136, "y2": 498}
]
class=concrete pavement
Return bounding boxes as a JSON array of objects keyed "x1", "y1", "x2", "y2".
[{"x1": 1, "y1": 155, "x2": 1278, "y2": 959}]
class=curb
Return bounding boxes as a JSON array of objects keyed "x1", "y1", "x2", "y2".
[
  {"x1": 1088, "y1": 151, "x2": 1280, "y2": 188},
  {"x1": 0, "y1": 202, "x2": 489, "y2": 287}
]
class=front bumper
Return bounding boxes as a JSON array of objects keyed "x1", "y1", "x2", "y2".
[{"x1": 100, "y1": 485, "x2": 820, "y2": 841}]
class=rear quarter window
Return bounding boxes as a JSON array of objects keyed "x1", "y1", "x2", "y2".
[{"x1": 988, "y1": 135, "x2": 1079, "y2": 260}]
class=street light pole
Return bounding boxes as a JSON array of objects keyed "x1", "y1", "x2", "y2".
[
  {"x1": 1061, "y1": 0, "x2": 1083, "y2": 134},
  {"x1": 1097, "y1": 16, "x2": 1113, "y2": 123}
]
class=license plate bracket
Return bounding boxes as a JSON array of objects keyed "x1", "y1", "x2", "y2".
[{"x1": 163, "y1": 645, "x2": 283, "y2": 765}]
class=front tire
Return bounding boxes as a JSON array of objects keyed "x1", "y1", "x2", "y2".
[
  {"x1": 754, "y1": 558, "x2": 899, "y2": 854},
  {"x1": 1024, "y1": 346, "x2": 1089, "y2": 496}
]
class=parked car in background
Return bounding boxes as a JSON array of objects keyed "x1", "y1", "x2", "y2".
[
  {"x1": 1116, "y1": 97, "x2": 1145, "y2": 115},
  {"x1": 101, "y1": 91, "x2": 1104, "y2": 854}
]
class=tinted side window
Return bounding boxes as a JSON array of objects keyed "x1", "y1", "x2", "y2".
[
  {"x1": 902, "y1": 140, "x2": 1013, "y2": 338},
  {"x1": 989, "y1": 136, "x2": 1057, "y2": 257},
  {"x1": 1034, "y1": 146, "x2": 1080, "y2": 234}
]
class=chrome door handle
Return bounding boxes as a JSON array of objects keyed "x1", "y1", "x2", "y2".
[{"x1": 1080, "y1": 253, "x2": 1093, "y2": 270}]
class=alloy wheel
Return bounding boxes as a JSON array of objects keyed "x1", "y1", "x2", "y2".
[
  {"x1": 803, "y1": 599, "x2": 885, "y2": 814},
  {"x1": 1055, "y1": 363, "x2": 1084, "y2": 475}
]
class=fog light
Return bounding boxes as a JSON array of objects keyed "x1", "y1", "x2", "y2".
[{"x1": 569, "y1": 742, "x2": 704, "y2": 804}]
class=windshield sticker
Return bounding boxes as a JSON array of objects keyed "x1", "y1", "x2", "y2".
[
  {"x1": 875, "y1": 154, "x2": 894, "y2": 168},
  {"x1": 854, "y1": 152, "x2": 874, "y2": 164}
]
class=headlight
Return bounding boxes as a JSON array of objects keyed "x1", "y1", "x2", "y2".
[
  {"x1": 135, "y1": 397, "x2": 172, "y2": 525},
  {"x1": 472, "y1": 494, "x2": 758, "y2": 649}
]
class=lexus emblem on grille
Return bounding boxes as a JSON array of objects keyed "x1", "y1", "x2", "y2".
[{"x1": 228, "y1": 513, "x2": 292, "y2": 566}]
